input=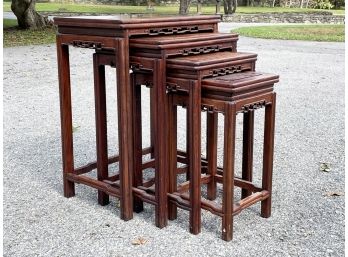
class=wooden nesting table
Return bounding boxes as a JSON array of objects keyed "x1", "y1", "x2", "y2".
[{"x1": 54, "y1": 14, "x2": 221, "y2": 226}]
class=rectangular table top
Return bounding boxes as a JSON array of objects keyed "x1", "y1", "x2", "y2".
[
  {"x1": 129, "y1": 32, "x2": 238, "y2": 45},
  {"x1": 166, "y1": 52, "x2": 257, "y2": 67},
  {"x1": 202, "y1": 71, "x2": 279, "y2": 88},
  {"x1": 54, "y1": 14, "x2": 220, "y2": 26},
  {"x1": 54, "y1": 15, "x2": 221, "y2": 38}
]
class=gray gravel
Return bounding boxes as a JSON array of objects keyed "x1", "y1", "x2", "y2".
[{"x1": 3, "y1": 35, "x2": 344, "y2": 257}]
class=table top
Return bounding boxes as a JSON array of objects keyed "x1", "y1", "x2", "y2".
[
  {"x1": 130, "y1": 32, "x2": 238, "y2": 45},
  {"x1": 202, "y1": 71, "x2": 279, "y2": 88},
  {"x1": 166, "y1": 52, "x2": 257, "y2": 67},
  {"x1": 54, "y1": 15, "x2": 221, "y2": 28},
  {"x1": 54, "y1": 15, "x2": 221, "y2": 37}
]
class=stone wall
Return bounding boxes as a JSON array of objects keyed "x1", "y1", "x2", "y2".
[{"x1": 223, "y1": 12, "x2": 345, "y2": 24}]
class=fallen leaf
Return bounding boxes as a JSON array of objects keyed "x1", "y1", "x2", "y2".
[
  {"x1": 324, "y1": 191, "x2": 344, "y2": 197},
  {"x1": 131, "y1": 237, "x2": 148, "y2": 245},
  {"x1": 319, "y1": 162, "x2": 331, "y2": 172},
  {"x1": 72, "y1": 125, "x2": 80, "y2": 133}
]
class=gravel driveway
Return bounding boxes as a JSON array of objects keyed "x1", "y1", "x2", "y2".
[{"x1": 3, "y1": 34, "x2": 344, "y2": 257}]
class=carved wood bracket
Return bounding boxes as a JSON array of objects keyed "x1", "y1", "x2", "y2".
[
  {"x1": 240, "y1": 100, "x2": 267, "y2": 113},
  {"x1": 147, "y1": 26, "x2": 200, "y2": 36},
  {"x1": 71, "y1": 40, "x2": 103, "y2": 50},
  {"x1": 209, "y1": 65, "x2": 242, "y2": 77}
]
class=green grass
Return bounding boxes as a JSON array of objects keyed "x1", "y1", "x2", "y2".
[
  {"x1": 232, "y1": 24, "x2": 345, "y2": 42},
  {"x1": 3, "y1": 2, "x2": 345, "y2": 15},
  {"x1": 3, "y1": 19, "x2": 56, "y2": 47},
  {"x1": 4, "y1": 18, "x2": 18, "y2": 28}
]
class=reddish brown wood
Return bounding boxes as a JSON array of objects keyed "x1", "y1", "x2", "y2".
[
  {"x1": 222, "y1": 102, "x2": 236, "y2": 241},
  {"x1": 186, "y1": 107, "x2": 191, "y2": 181},
  {"x1": 115, "y1": 38, "x2": 134, "y2": 221},
  {"x1": 165, "y1": 71, "x2": 278, "y2": 241},
  {"x1": 150, "y1": 89, "x2": 156, "y2": 158},
  {"x1": 168, "y1": 92, "x2": 178, "y2": 220},
  {"x1": 206, "y1": 112, "x2": 218, "y2": 200},
  {"x1": 187, "y1": 80, "x2": 202, "y2": 235},
  {"x1": 261, "y1": 93, "x2": 276, "y2": 218},
  {"x1": 241, "y1": 111, "x2": 254, "y2": 199},
  {"x1": 132, "y1": 75, "x2": 144, "y2": 213},
  {"x1": 56, "y1": 35, "x2": 75, "y2": 198},
  {"x1": 93, "y1": 53, "x2": 109, "y2": 206},
  {"x1": 54, "y1": 15, "x2": 221, "y2": 37},
  {"x1": 153, "y1": 59, "x2": 169, "y2": 228},
  {"x1": 55, "y1": 15, "x2": 279, "y2": 241}
]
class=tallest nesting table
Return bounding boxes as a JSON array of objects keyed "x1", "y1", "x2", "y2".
[{"x1": 54, "y1": 15, "x2": 221, "y2": 227}]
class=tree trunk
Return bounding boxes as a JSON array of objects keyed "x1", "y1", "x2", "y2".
[
  {"x1": 223, "y1": 0, "x2": 228, "y2": 14},
  {"x1": 11, "y1": 0, "x2": 49, "y2": 29},
  {"x1": 232, "y1": 0, "x2": 237, "y2": 12},
  {"x1": 223, "y1": 0, "x2": 237, "y2": 14},
  {"x1": 179, "y1": 0, "x2": 191, "y2": 15}
]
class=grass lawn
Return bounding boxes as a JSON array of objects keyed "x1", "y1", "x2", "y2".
[
  {"x1": 2, "y1": 2, "x2": 345, "y2": 15},
  {"x1": 3, "y1": 19, "x2": 56, "y2": 47},
  {"x1": 4, "y1": 18, "x2": 18, "y2": 29},
  {"x1": 233, "y1": 24, "x2": 345, "y2": 42}
]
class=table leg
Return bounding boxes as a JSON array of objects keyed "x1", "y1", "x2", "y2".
[
  {"x1": 56, "y1": 36, "x2": 75, "y2": 198},
  {"x1": 206, "y1": 112, "x2": 218, "y2": 201},
  {"x1": 186, "y1": 108, "x2": 191, "y2": 181},
  {"x1": 188, "y1": 81, "x2": 201, "y2": 235},
  {"x1": 93, "y1": 54, "x2": 110, "y2": 206},
  {"x1": 222, "y1": 103, "x2": 236, "y2": 242},
  {"x1": 261, "y1": 93, "x2": 276, "y2": 218},
  {"x1": 242, "y1": 111, "x2": 254, "y2": 199},
  {"x1": 115, "y1": 39, "x2": 133, "y2": 221},
  {"x1": 153, "y1": 59, "x2": 168, "y2": 228},
  {"x1": 150, "y1": 89, "x2": 156, "y2": 158},
  {"x1": 168, "y1": 93, "x2": 178, "y2": 220},
  {"x1": 132, "y1": 74, "x2": 144, "y2": 213}
]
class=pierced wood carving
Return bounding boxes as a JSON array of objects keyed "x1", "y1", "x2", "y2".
[
  {"x1": 181, "y1": 45, "x2": 220, "y2": 56},
  {"x1": 201, "y1": 104, "x2": 220, "y2": 114},
  {"x1": 240, "y1": 100, "x2": 267, "y2": 113},
  {"x1": 72, "y1": 40, "x2": 103, "y2": 50},
  {"x1": 209, "y1": 65, "x2": 242, "y2": 77},
  {"x1": 130, "y1": 62, "x2": 153, "y2": 73},
  {"x1": 144, "y1": 81, "x2": 153, "y2": 88},
  {"x1": 148, "y1": 26, "x2": 199, "y2": 36},
  {"x1": 166, "y1": 82, "x2": 181, "y2": 93}
]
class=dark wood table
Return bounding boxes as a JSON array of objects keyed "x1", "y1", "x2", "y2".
[{"x1": 54, "y1": 14, "x2": 221, "y2": 227}]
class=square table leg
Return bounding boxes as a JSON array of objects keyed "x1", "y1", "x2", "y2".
[
  {"x1": 188, "y1": 81, "x2": 202, "y2": 235},
  {"x1": 153, "y1": 59, "x2": 168, "y2": 228},
  {"x1": 261, "y1": 93, "x2": 276, "y2": 218},
  {"x1": 206, "y1": 112, "x2": 218, "y2": 201},
  {"x1": 115, "y1": 39, "x2": 134, "y2": 221},
  {"x1": 56, "y1": 35, "x2": 75, "y2": 198},
  {"x1": 241, "y1": 111, "x2": 254, "y2": 199},
  {"x1": 222, "y1": 102, "x2": 236, "y2": 242},
  {"x1": 93, "y1": 53, "x2": 110, "y2": 206}
]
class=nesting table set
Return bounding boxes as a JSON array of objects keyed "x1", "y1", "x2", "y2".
[{"x1": 54, "y1": 15, "x2": 279, "y2": 241}]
